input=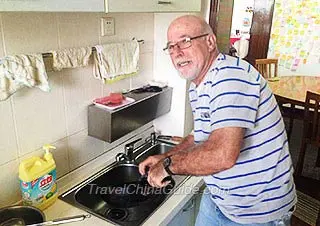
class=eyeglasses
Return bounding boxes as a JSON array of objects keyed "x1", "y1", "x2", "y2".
[{"x1": 163, "y1": 33, "x2": 209, "y2": 54}]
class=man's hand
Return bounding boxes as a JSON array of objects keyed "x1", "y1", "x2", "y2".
[
  {"x1": 147, "y1": 160, "x2": 170, "y2": 188},
  {"x1": 138, "y1": 154, "x2": 164, "y2": 175}
]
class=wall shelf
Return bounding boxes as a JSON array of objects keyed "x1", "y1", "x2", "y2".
[{"x1": 88, "y1": 87, "x2": 173, "y2": 143}]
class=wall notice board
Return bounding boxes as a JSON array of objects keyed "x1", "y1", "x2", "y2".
[{"x1": 268, "y1": 0, "x2": 320, "y2": 74}]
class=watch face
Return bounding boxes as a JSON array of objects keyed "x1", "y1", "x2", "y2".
[{"x1": 164, "y1": 157, "x2": 171, "y2": 167}]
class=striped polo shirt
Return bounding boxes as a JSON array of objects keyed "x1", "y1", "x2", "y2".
[{"x1": 189, "y1": 54, "x2": 296, "y2": 224}]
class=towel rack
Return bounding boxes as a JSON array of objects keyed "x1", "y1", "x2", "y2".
[{"x1": 41, "y1": 39, "x2": 144, "y2": 59}]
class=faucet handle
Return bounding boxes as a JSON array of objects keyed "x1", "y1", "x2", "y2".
[
  {"x1": 124, "y1": 138, "x2": 142, "y2": 163},
  {"x1": 150, "y1": 132, "x2": 156, "y2": 141},
  {"x1": 146, "y1": 132, "x2": 160, "y2": 145},
  {"x1": 124, "y1": 138, "x2": 142, "y2": 153},
  {"x1": 115, "y1": 153, "x2": 127, "y2": 162}
]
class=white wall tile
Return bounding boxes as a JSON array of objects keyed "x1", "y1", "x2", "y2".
[
  {"x1": 1, "y1": 13, "x2": 59, "y2": 54},
  {"x1": 0, "y1": 159, "x2": 20, "y2": 208},
  {"x1": 67, "y1": 129, "x2": 105, "y2": 170},
  {"x1": 131, "y1": 52, "x2": 154, "y2": 88},
  {"x1": 0, "y1": 12, "x2": 156, "y2": 206},
  {"x1": 99, "y1": 13, "x2": 154, "y2": 54},
  {"x1": 0, "y1": 99, "x2": 18, "y2": 165},
  {"x1": 0, "y1": 15, "x2": 5, "y2": 57},
  {"x1": 19, "y1": 138, "x2": 70, "y2": 179},
  {"x1": 102, "y1": 78, "x2": 131, "y2": 96},
  {"x1": 103, "y1": 122, "x2": 155, "y2": 154},
  {"x1": 12, "y1": 72, "x2": 67, "y2": 155},
  {"x1": 57, "y1": 13, "x2": 100, "y2": 48},
  {"x1": 62, "y1": 65, "x2": 102, "y2": 136},
  {"x1": 47, "y1": 138, "x2": 70, "y2": 178}
]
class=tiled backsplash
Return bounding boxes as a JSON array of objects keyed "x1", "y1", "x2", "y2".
[{"x1": 0, "y1": 12, "x2": 154, "y2": 207}]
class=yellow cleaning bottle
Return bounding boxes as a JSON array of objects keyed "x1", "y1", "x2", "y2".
[{"x1": 19, "y1": 144, "x2": 58, "y2": 210}]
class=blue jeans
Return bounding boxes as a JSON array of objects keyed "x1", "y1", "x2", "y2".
[{"x1": 195, "y1": 190, "x2": 293, "y2": 226}]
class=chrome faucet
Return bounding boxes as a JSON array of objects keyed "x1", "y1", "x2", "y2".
[
  {"x1": 150, "y1": 132, "x2": 157, "y2": 145},
  {"x1": 116, "y1": 138, "x2": 142, "y2": 163},
  {"x1": 148, "y1": 132, "x2": 175, "y2": 144}
]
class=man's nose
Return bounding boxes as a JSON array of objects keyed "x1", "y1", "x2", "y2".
[{"x1": 170, "y1": 45, "x2": 183, "y2": 57}]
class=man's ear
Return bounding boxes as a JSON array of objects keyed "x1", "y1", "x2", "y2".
[{"x1": 206, "y1": 34, "x2": 217, "y2": 52}]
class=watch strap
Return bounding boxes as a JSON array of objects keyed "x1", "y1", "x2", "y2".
[{"x1": 163, "y1": 156, "x2": 175, "y2": 175}]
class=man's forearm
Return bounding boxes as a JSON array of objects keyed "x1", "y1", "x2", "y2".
[
  {"x1": 169, "y1": 144, "x2": 226, "y2": 175},
  {"x1": 163, "y1": 134, "x2": 195, "y2": 157},
  {"x1": 168, "y1": 128, "x2": 243, "y2": 176}
]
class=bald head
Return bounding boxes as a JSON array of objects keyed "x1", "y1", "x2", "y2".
[
  {"x1": 166, "y1": 15, "x2": 219, "y2": 85},
  {"x1": 168, "y1": 15, "x2": 214, "y2": 38}
]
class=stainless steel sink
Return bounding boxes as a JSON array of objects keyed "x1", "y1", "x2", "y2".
[
  {"x1": 59, "y1": 141, "x2": 188, "y2": 226},
  {"x1": 135, "y1": 141, "x2": 173, "y2": 163}
]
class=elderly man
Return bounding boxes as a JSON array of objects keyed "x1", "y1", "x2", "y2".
[{"x1": 139, "y1": 15, "x2": 296, "y2": 225}]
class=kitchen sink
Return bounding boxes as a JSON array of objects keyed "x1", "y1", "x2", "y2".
[
  {"x1": 134, "y1": 141, "x2": 173, "y2": 163},
  {"x1": 59, "y1": 141, "x2": 189, "y2": 226}
]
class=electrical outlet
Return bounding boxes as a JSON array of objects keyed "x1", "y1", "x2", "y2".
[{"x1": 101, "y1": 17, "x2": 115, "y2": 36}]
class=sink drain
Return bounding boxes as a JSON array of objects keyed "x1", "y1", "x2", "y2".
[{"x1": 106, "y1": 208, "x2": 128, "y2": 221}]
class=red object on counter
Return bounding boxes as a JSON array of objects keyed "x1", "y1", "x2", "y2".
[
  {"x1": 230, "y1": 37, "x2": 241, "y2": 45},
  {"x1": 230, "y1": 37, "x2": 250, "y2": 46},
  {"x1": 94, "y1": 93, "x2": 124, "y2": 106}
]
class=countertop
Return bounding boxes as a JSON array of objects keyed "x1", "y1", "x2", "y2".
[{"x1": 43, "y1": 137, "x2": 204, "y2": 225}]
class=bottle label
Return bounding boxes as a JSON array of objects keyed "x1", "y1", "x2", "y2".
[{"x1": 20, "y1": 169, "x2": 57, "y2": 207}]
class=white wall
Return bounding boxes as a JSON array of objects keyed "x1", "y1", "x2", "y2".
[
  {"x1": 152, "y1": 13, "x2": 189, "y2": 137},
  {"x1": 152, "y1": 0, "x2": 211, "y2": 137},
  {"x1": 0, "y1": 12, "x2": 154, "y2": 207},
  {"x1": 230, "y1": 0, "x2": 254, "y2": 39}
]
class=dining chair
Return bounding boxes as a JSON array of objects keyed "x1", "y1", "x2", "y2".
[
  {"x1": 317, "y1": 208, "x2": 320, "y2": 226},
  {"x1": 256, "y1": 58, "x2": 301, "y2": 141},
  {"x1": 295, "y1": 91, "x2": 320, "y2": 177},
  {"x1": 255, "y1": 58, "x2": 278, "y2": 79},
  {"x1": 275, "y1": 96, "x2": 304, "y2": 141}
]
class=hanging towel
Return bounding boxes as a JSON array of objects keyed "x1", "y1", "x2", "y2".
[
  {"x1": 233, "y1": 39, "x2": 249, "y2": 59},
  {"x1": 51, "y1": 47, "x2": 92, "y2": 71},
  {"x1": 93, "y1": 40, "x2": 139, "y2": 83},
  {"x1": 0, "y1": 53, "x2": 49, "y2": 101}
]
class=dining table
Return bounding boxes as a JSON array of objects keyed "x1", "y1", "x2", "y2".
[
  {"x1": 269, "y1": 76, "x2": 320, "y2": 169},
  {"x1": 267, "y1": 75, "x2": 320, "y2": 143},
  {"x1": 267, "y1": 75, "x2": 320, "y2": 106}
]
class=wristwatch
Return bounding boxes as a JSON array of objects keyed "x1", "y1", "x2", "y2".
[{"x1": 163, "y1": 156, "x2": 174, "y2": 175}]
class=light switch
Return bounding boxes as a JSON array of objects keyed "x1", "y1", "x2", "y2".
[{"x1": 101, "y1": 17, "x2": 115, "y2": 36}]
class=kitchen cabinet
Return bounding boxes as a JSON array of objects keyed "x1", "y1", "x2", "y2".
[
  {"x1": 168, "y1": 197, "x2": 196, "y2": 226},
  {"x1": 105, "y1": 0, "x2": 201, "y2": 12},
  {"x1": 194, "y1": 189, "x2": 203, "y2": 221},
  {"x1": 167, "y1": 190, "x2": 203, "y2": 226},
  {"x1": 0, "y1": 0, "x2": 200, "y2": 13},
  {"x1": 0, "y1": 0, "x2": 104, "y2": 12}
]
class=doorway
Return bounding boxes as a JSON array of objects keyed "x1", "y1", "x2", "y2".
[{"x1": 209, "y1": 0, "x2": 275, "y2": 65}]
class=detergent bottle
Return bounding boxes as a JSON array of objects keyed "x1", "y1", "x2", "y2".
[{"x1": 19, "y1": 144, "x2": 58, "y2": 210}]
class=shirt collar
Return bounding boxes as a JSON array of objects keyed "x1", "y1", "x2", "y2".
[{"x1": 190, "y1": 52, "x2": 225, "y2": 88}]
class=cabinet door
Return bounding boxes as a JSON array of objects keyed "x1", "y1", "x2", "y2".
[
  {"x1": 193, "y1": 191, "x2": 203, "y2": 223},
  {"x1": 106, "y1": 0, "x2": 201, "y2": 13},
  {"x1": 0, "y1": 0, "x2": 104, "y2": 12},
  {"x1": 167, "y1": 198, "x2": 195, "y2": 226}
]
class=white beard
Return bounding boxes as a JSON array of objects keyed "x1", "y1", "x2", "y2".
[{"x1": 177, "y1": 67, "x2": 200, "y2": 81}]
